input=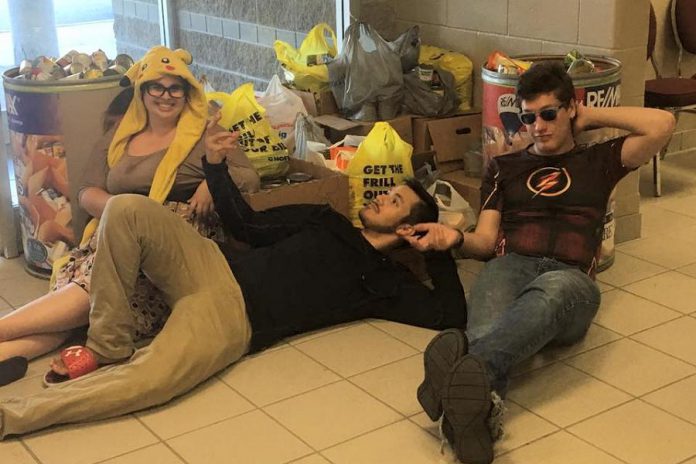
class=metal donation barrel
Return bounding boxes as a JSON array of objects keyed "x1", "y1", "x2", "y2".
[
  {"x1": 481, "y1": 55, "x2": 622, "y2": 271},
  {"x1": 2, "y1": 69, "x2": 121, "y2": 277}
]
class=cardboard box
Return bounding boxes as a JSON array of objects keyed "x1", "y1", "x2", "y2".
[
  {"x1": 413, "y1": 112, "x2": 482, "y2": 174},
  {"x1": 290, "y1": 88, "x2": 339, "y2": 117},
  {"x1": 615, "y1": 192, "x2": 641, "y2": 218},
  {"x1": 615, "y1": 169, "x2": 640, "y2": 197},
  {"x1": 313, "y1": 113, "x2": 414, "y2": 145},
  {"x1": 615, "y1": 212, "x2": 642, "y2": 244},
  {"x1": 243, "y1": 158, "x2": 350, "y2": 218},
  {"x1": 438, "y1": 170, "x2": 482, "y2": 213}
]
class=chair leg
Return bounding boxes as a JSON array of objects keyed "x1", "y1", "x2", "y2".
[{"x1": 653, "y1": 153, "x2": 662, "y2": 197}]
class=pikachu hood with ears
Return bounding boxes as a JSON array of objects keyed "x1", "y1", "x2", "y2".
[{"x1": 108, "y1": 46, "x2": 207, "y2": 203}]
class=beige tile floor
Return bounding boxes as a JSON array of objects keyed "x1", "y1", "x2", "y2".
[{"x1": 3, "y1": 157, "x2": 696, "y2": 463}]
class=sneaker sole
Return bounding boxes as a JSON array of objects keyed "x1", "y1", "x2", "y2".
[
  {"x1": 417, "y1": 328, "x2": 468, "y2": 421},
  {"x1": 441, "y1": 354, "x2": 493, "y2": 464}
]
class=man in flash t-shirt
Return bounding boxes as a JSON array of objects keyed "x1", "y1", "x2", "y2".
[{"x1": 407, "y1": 61, "x2": 676, "y2": 464}]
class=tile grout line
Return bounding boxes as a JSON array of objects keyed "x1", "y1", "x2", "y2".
[
  {"x1": 677, "y1": 452, "x2": 696, "y2": 464},
  {"x1": 129, "y1": 414, "x2": 192, "y2": 464},
  {"x1": 227, "y1": 341, "x2": 418, "y2": 453},
  {"x1": 637, "y1": 385, "x2": 696, "y2": 427},
  {"x1": 562, "y1": 427, "x2": 633, "y2": 464},
  {"x1": 561, "y1": 337, "x2": 696, "y2": 399},
  {"x1": 286, "y1": 321, "x2": 363, "y2": 347},
  {"x1": 18, "y1": 439, "x2": 44, "y2": 464},
  {"x1": 365, "y1": 319, "x2": 433, "y2": 352},
  {"x1": 627, "y1": 329, "x2": 696, "y2": 369},
  {"x1": 596, "y1": 264, "x2": 672, "y2": 289},
  {"x1": 87, "y1": 440, "x2": 173, "y2": 464}
]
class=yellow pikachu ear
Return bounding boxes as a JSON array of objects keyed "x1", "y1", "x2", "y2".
[
  {"x1": 120, "y1": 58, "x2": 143, "y2": 87},
  {"x1": 174, "y1": 48, "x2": 193, "y2": 65}
]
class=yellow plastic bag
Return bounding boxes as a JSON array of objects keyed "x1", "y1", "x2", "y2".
[
  {"x1": 208, "y1": 84, "x2": 289, "y2": 179},
  {"x1": 420, "y1": 45, "x2": 473, "y2": 112},
  {"x1": 346, "y1": 122, "x2": 414, "y2": 226},
  {"x1": 273, "y1": 23, "x2": 337, "y2": 92}
]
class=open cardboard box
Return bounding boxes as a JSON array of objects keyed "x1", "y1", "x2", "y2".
[
  {"x1": 243, "y1": 158, "x2": 350, "y2": 218},
  {"x1": 289, "y1": 88, "x2": 339, "y2": 117},
  {"x1": 313, "y1": 113, "x2": 414, "y2": 145},
  {"x1": 412, "y1": 111, "x2": 482, "y2": 174}
]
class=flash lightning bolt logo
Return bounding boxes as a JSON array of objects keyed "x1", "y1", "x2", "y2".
[{"x1": 527, "y1": 167, "x2": 571, "y2": 198}]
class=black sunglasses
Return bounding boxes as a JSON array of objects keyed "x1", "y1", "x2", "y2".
[
  {"x1": 145, "y1": 83, "x2": 186, "y2": 98},
  {"x1": 518, "y1": 105, "x2": 567, "y2": 125}
]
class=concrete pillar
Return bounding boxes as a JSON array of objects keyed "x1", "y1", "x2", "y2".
[{"x1": 8, "y1": 0, "x2": 60, "y2": 62}]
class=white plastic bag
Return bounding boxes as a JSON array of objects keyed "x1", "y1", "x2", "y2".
[
  {"x1": 427, "y1": 180, "x2": 477, "y2": 232},
  {"x1": 257, "y1": 75, "x2": 308, "y2": 152}
]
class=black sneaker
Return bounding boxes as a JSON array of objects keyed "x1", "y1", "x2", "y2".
[
  {"x1": 441, "y1": 354, "x2": 493, "y2": 464},
  {"x1": 417, "y1": 328, "x2": 468, "y2": 421}
]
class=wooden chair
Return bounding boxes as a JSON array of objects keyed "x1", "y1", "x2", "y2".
[{"x1": 645, "y1": 0, "x2": 696, "y2": 196}]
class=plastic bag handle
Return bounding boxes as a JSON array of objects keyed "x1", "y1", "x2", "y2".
[
  {"x1": 311, "y1": 23, "x2": 338, "y2": 56},
  {"x1": 206, "y1": 91, "x2": 232, "y2": 105}
]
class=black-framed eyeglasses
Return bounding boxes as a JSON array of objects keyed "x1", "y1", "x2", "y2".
[
  {"x1": 518, "y1": 104, "x2": 567, "y2": 125},
  {"x1": 144, "y1": 83, "x2": 186, "y2": 99}
]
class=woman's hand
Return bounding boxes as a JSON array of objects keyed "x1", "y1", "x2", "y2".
[
  {"x1": 188, "y1": 180, "x2": 214, "y2": 218},
  {"x1": 205, "y1": 112, "x2": 240, "y2": 164}
]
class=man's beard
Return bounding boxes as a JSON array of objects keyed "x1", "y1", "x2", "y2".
[{"x1": 358, "y1": 208, "x2": 398, "y2": 234}]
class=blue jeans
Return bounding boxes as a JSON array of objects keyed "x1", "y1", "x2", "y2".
[{"x1": 467, "y1": 253, "x2": 601, "y2": 396}]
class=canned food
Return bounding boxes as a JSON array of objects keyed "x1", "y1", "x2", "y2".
[
  {"x1": 417, "y1": 64, "x2": 434, "y2": 83},
  {"x1": 113, "y1": 53, "x2": 134, "y2": 70},
  {"x1": 306, "y1": 54, "x2": 331, "y2": 66},
  {"x1": 83, "y1": 67, "x2": 104, "y2": 80},
  {"x1": 73, "y1": 53, "x2": 92, "y2": 69},
  {"x1": 497, "y1": 63, "x2": 519, "y2": 75},
  {"x1": 33, "y1": 72, "x2": 53, "y2": 81},
  {"x1": 65, "y1": 62, "x2": 85, "y2": 75},
  {"x1": 34, "y1": 56, "x2": 55, "y2": 73},
  {"x1": 62, "y1": 72, "x2": 84, "y2": 80},
  {"x1": 56, "y1": 50, "x2": 78, "y2": 67},
  {"x1": 91, "y1": 49, "x2": 109, "y2": 71},
  {"x1": 287, "y1": 172, "x2": 313, "y2": 183},
  {"x1": 104, "y1": 64, "x2": 127, "y2": 76},
  {"x1": 19, "y1": 59, "x2": 33, "y2": 75}
]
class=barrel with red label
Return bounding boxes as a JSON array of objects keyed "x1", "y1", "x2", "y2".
[{"x1": 481, "y1": 55, "x2": 622, "y2": 271}]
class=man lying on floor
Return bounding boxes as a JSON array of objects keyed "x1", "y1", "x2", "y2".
[{"x1": 0, "y1": 113, "x2": 466, "y2": 438}]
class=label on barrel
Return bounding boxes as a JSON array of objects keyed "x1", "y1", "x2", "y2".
[
  {"x1": 6, "y1": 87, "x2": 73, "y2": 273},
  {"x1": 482, "y1": 84, "x2": 532, "y2": 161},
  {"x1": 576, "y1": 81, "x2": 621, "y2": 108},
  {"x1": 5, "y1": 88, "x2": 61, "y2": 134}
]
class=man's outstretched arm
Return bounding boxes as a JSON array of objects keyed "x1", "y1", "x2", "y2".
[
  {"x1": 403, "y1": 209, "x2": 501, "y2": 260},
  {"x1": 573, "y1": 104, "x2": 675, "y2": 168},
  {"x1": 203, "y1": 113, "x2": 324, "y2": 246}
]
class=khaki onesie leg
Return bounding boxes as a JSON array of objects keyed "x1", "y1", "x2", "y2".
[{"x1": 0, "y1": 195, "x2": 251, "y2": 438}]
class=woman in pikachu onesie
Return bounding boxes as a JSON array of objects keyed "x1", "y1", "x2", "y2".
[{"x1": 0, "y1": 46, "x2": 260, "y2": 386}]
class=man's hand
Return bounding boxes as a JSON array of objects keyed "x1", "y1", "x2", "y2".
[
  {"x1": 398, "y1": 223, "x2": 463, "y2": 252},
  {"x1": 205, "y1": 112, "x2": 240, "y2": 164},
  {"x1": 188, "y1": 180, "x2": 214, "y2": 217},
  {"x1": 572, "y1": 101, "x2": 591, "y2": 134}
]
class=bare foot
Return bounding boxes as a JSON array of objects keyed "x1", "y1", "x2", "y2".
[{"x1": 49, "y1": 357, "x2": 68, "y2": 375}]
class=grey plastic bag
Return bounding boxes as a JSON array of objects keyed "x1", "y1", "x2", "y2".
[
  {"x1": 389, "y1": 25, "x2": 421, "y2": 72},
  {"x1": 403, "y1": 66, "x2": 459, "y2": 117},
  {"x1": 293, "y1": 113, "x2": 330, "y2": 161},
  {"x1": 331, "y1": 22, "x2": 403, "y2": 121}
]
